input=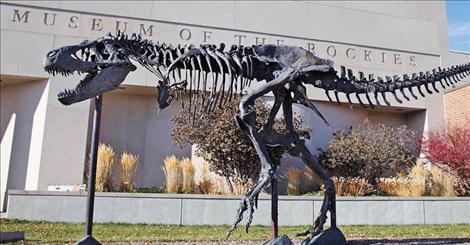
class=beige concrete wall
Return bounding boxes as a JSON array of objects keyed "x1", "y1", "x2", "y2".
[
  {"x1": 0, "y1": 79, "x2": 48, "y2": 210},
  {"x1": 99, "y1": 89, "x2": 191, "y2": 187}
]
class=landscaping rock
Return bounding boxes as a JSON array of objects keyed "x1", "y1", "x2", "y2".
[
  {"x1": 301, "y1": 227, "x2": 346, "y2": 245},
  {"x1": 264, "y1": 235, "x2": 294, "y2": 245}
]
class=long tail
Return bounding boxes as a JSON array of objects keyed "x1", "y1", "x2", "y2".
[{"x1": 315, "y1": 63, "x2": 470, "y2": 108}]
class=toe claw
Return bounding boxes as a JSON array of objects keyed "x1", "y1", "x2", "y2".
[
  {"x1": 245, "y1": 199, "x2": 256, "y2": 233},
  {"x1": 226, "y1": 198, "x2": 249, "y2": 240},
  {"x1": 295, "y1": 227, "x2": 313, "y2": 237}
]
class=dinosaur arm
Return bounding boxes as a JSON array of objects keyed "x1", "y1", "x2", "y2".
[{"x1": 292, "y1": 83, "x2": 329, "y2": 126}]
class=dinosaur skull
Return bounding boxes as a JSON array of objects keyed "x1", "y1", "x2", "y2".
[{"x1": 43, "y1": 37, "x2": 136, "y2": 105}]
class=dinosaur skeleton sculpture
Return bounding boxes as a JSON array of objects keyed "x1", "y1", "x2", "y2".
[{"x1": 43, "y1": 33, "x2": 470, "y2": 239}]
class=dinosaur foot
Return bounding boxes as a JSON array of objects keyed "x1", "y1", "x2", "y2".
[
  {"x1": 226, "y1": 194, "x2": 258, "y2": 239},
  {"x1": 227, "y1": 171, "x2": 272, "y2": 239},
  {"x1": 296, "y1": 214, "x2": 327, "y2": 238}
]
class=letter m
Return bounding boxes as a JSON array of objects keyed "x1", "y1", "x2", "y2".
[
  {"x1": 12, "y1": 9, "x2": 30, "y2": 23},
  {"x1": 139, "y1": 24, "x2": 154, "y2": 36}
]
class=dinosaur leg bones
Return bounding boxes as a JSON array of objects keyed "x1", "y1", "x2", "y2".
[
  {"x1": 283, "y1": 89, "x2": 334, "y2": 237},
  {"x1": 226, "y1": 69, "x2": 297, "y2": 239},
  {"x1": 260, "y1": 89, "x2": 285, "y2": 133},
  {"x1": 288, "y1": 140, "x2": 335, "y2": 237}
]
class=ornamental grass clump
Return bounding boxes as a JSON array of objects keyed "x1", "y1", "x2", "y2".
[
  {"x1": 428, "y1": 164, "x2": 456, "y2": 196},
  {"x1": 286, "y1": 167, "x2": 301, "y2": 195},
  {"x1": 180, "y1": 157, "x2": 195, "y2": 193},
  {"x1": 408, "y1": 160, "x2": 426, "y2": 195},
  {"x1": 95, "y1": 143, "x2": 116, "y2": 192},
  {"x1": 230, "y1": 178, "x2": 254, "y2": 195},
  {"x1": 377, "y1": 160, "x2": 425, "y2": 196},
  {"x1": 196, "y1": 178, "x2": 213, "y2": 194},
  {"x1": 377, "y1": 177, "x2": 424, "y2": 197},
  {"x1": 195, "y1": 162, "x2": 213, "y2": 194},
  {"x1": 323, "y1": 177, "x2": 373, "y2": 196},
  {"x1": 377, "y1": 159, "x2": 456, "y2": 197},
  {"x1": 302, "y1": 166, "x2": 321, "y2": 193},
  {"x1": 162, "y1": 155, "x2": 181, "y2": 193},
  {"x1": 119, "y1": 151, "x2": 139, "y2": 192}
]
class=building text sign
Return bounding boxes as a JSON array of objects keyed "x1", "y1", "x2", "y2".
[{"x1": 1, "y1": 3, "x2": 441, "y2": 73}]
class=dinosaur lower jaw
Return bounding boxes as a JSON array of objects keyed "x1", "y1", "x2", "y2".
[
  {"x1": 54, "y1": 64, "x2": 134, "y2": 105},
  {"x1": 57, "y1": 72, "x2": 97, "y2": 104},
  {"x1": 45, "y1": 64, "x2": 115, "y2": 105}
]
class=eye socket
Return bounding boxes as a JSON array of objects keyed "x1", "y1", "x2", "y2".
[{"x1": 96, "y1": 42, "x2": 106, "y2": 53}]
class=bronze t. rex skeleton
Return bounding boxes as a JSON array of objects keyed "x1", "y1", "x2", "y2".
[{"x1": 43, "y1": 33, "x2": 470, "y2": 238}]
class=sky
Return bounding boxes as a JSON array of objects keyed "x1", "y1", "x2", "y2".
[{"x1": 446, "y1": 0, "x2": 470, "y2": 53}]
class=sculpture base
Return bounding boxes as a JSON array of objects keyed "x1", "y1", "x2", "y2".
[
  {"x1": 301, "y1": 227, "x2": 346, "y2": 245},
  {"x1": 264, "y1": 234, "x2": 294, "y2": 245},
  {"x1": 75, "y1": 235, "x2": 102, "y2": 245}
]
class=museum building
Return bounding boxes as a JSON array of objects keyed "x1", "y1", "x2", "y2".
[{"x1": 1, "y1": 1, "x2": 469, "y2": 210}]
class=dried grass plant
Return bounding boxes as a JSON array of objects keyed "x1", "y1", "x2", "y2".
[
  {"x1": 196, "y1": 178, "x2": 213, "y2": 194},
  {"x1": 96, "y1": 143, "x2": 116, "y2": 192},
  {"x1": 286, "y1": 168, "x2": 301, "y2": 195},
  {"x1": 180, "y1": 157, "x2": 195, "y2": 193},
  {"x1": 323, "y1": 177, "x2": 373, "y2": 196},
  {"x1": 211, "y1": 177, "x2": 229, "y2": 195},
  {"x1": 377, "y1": 177, "x2": 402, "y2": 196},
  {"x1": 231, "y1": 178, "x2": 254, "y2": 195},
  {"x1": 428, "y1": 165, "x2": 456, "y2": 197},
  {"x1": 162, "y1": 155, "x2": 181, "y2": 193},
  {"x1": 195, "y1": 162, "x2": 213, "y2": 194},
  {"x1": 408, "y1": 160, "x2": 426, "y2": 195},
  {"x1": 377, "y1": 160, "x2": 426, "y2": 197},
  {"x1": 377, "y1": 177, "x2": 424, "y2": 197},
  {"x1": 302, "y1": 166, "x2": 321, "y2": 193},
  {"x1": 119, "y1": 151, "x2": 139, "y2": 192}
]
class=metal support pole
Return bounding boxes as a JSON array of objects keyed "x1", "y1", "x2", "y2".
[
  {"x1": 271, "y1": 169, "x2": 278, "y2": 239},
  {"x1": 330, "y1": 195, "x2": 337, "y2": 228},
  {"x1": 76, "y1": 95, "x2": 102, "y2": 245}
]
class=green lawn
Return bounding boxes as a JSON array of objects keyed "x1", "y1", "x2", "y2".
[{"x1": 1, "y1": 219, "x2": 469, "y2": 243}]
